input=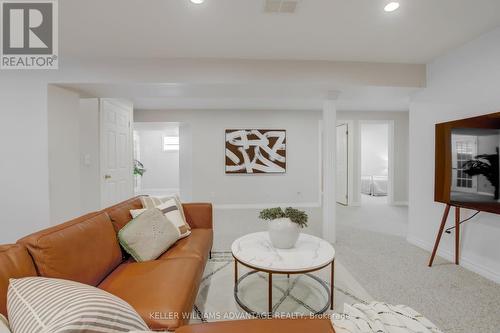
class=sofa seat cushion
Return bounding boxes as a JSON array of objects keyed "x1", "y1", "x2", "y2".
[
  {"x1": 0, "y1": 245, "x2": 38, "y2": 318},
  {"x1": 98, "y1": 258, "x2": 204, "y2": 331},
  {"x1": 176, "y1": 318, "x2": 335, "y2": 333},
  {"x1": 158, "y1": 229, "x2": 213, "y2": 263}
]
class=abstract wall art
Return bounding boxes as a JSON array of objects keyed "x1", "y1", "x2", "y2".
[{"x1": 225, "y1": 129, "x2": 286, "y2": 174}]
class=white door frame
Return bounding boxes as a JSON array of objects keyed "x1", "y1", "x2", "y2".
[
  {"x1": 99, "y1": 98, "x2": 134, "y2": 208},
  {"x1": 336, "y1": 120, "x2": 355, "y2": 205},
  {"x1": 336, "y1": 123, "x2": 349, "y2": 205},
  {"x1": 358, "y1": 120, "x2": 395, "y2": 205}
]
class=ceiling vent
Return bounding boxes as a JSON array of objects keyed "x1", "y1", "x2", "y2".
[{"x1": 264, "y1": 0, "x2": 299, "y2": 14}]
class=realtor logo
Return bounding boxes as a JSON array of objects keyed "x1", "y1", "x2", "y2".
[{"x1": 1, "y1": 0, "x2": 58, "y2": 69}]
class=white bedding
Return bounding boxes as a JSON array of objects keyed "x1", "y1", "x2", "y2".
[
  {"x1": 361, "y1": 176, "x2": 388, "y2": 196},
  {"x1": 332, "y1": 302, "x2": 443, "y2": 333}
]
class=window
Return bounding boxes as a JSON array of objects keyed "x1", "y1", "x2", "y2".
[
  {"x1": 455, "y1": 141, "x2": 473, "y2": 188},
  {"x1": 163, "y1": 136, "x2": 179, "y2": 151}
]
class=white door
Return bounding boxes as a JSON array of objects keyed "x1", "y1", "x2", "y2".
[
  {"x1": 451, "y1": 134, "x2": 478, "y2": 193},
  {"x1": 100, "y1": 99, "x2": 133, "y2": 208},
  {"x1": 336, "y1": 123, "x2": 348, "y2": 205}
]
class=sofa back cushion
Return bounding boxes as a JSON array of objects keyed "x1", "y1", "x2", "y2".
[
  {"x1": 104, "y1": 197, "x2": 143, "y2": 232},
  {"x1": 18, "y1": 212, "x2": 122, "y2": 286},
  {"x1": 0, "y1": 244, "x2": 38, "y2": 317}
]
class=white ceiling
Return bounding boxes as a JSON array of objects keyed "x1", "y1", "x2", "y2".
[{"x1": 60, "y1": 0, "x2": 500, "y2": 63}]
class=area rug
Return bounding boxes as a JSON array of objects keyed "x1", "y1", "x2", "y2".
[{"x1": 189, "y1": 252, "x2": 374, "y2": 324}]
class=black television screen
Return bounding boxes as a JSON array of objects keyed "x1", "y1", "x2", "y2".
[{"x1": 450, "y1": 128, "x2": 500, "y2": 204}]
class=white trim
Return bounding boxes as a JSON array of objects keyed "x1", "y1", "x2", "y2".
[
  {"x1": 318, "y1": 120, "x2": 324, "y2": 205},
  {"x1": 392, "y1": 201, "x2": 408, "y2": 206},
  {"x1": 214, "y1": 202, "x2": 322, "y2": 210},
  {"x1": 336, "y1": 120, "x2": 355, "y2": 206},
  {"x1": 407, "y1": 236, "x2": 500, "y2": 283},
  {"x1": 388, "y1": 120, "x2": 395, "y2": 205}
]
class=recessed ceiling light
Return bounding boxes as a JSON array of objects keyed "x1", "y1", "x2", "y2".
[
  {"x1": 384, "y1": 2, "x2": 400, "y2": 12},
  {"x1": 190, "y1": 0, "x2": 204, "y2": 4}
]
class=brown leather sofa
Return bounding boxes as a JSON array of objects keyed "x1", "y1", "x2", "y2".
[
  {"x1": 0, "y1": 196, "x2": 334, "y2": 332},
  {"x1": 1, "y1": 197, "x2": 212, "y2": 331}
]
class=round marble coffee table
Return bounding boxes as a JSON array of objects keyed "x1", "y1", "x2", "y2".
[{"x1": 231, "y1": 232, "x2": 335, "y2": 316}]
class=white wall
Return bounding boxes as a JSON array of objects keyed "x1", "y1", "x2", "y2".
[
  {"x1": 337, "y1": 111, "x2": 409, "y2": 205},
  {"x1": 0, "y1": 58, "x2": 423, "y2": 244},
  {"x1": 179, "y1": 123, "x2": 194, "y2": 202},
  {"x1": 409, "y1": 27, "x2": 500, "y2": 283},
  {"x1": 135, "y1": 109, "x2": 322, "y2": 205},
  {"x1": 47, "y1": 91, "x2": 126, "y2": 228},
  {"x1": 47, "y1": 85, "x2": 82, "y2": 225},
  {"x1": 361, "y1": 123, "x2": 389, "y2": 177},
  {"x1": 47, "y1": 90, "x2": 103, "y2": 224},
  {"x1": 134, "y1": 125, "x2": 180, "y2": 193},
  {"x1": 134, "y1": 109, "x2": 323, "y2": 250},
  {"x1": 79, "y1": 99, "x2": 101, "y2": 213}
]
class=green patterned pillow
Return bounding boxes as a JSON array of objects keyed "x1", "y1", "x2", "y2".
[{"x1": 119, "y1": 208, "x2": 180, "y2": 262}]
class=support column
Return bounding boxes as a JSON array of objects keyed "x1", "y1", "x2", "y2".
[{"x1": 322, "y1": 95, "x2": 337, "y2": 244}]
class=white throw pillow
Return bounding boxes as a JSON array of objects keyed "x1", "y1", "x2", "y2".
[
  {"x1": 7, "y1": 277, "x2": 149, "y2": 333},
  {"x1": 134, "y1": 196, "x2": 191, "y2": 238},
  {"x1": 119, "y1": 208, "x2": 181, "y2": 262},
  {"x1": 140, "y1": 195, "x2": 190, "y2": 228},
  {"x1": 156, "y1": 199, "x2": 191, "y2": 238},
  {"x1": 0, "y1": 315, "x2": 11, "y2": 333}
]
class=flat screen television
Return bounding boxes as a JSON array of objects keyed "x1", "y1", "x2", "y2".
[{"x1": 435, "y1": 112, "x2": 500, "y2": 214}]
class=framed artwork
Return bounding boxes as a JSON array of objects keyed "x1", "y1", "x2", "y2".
[{"x1": 225, "y1": 129, "x2": 286, "y2": 174}]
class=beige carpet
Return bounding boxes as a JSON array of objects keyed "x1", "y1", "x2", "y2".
[{"x1": 336, "y1": 203, "x2": 500, "y2": 333}]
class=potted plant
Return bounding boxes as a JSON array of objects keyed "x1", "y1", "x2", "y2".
[
  {"x1": 133, "y1": 159, "x2": 146, "y2": 177},
  {"x1": 463, "y1": 148, "x2": 499, "y2": 200},
  {"x1": 259, "y1": 207, "x2": 308, "y2": 249}
]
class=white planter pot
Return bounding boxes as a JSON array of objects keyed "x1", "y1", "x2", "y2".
[{"x1": 268, "y1": 218, "x2": 300, "y2": 249}]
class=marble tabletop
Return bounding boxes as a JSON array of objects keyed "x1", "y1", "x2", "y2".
[{"x1": 231, "y1": 232, "x2": 335, "y2": 273}]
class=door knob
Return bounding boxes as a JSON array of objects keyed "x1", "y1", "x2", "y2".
[{"x1": 104, "y1": 175, "x2": 112, "y2": 179}]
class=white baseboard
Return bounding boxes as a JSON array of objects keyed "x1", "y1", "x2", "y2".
[
  {"x1": 214, "y1": 202, "x2": 321, "y2": 210},
  {"x1": 392, "y1": 201, "x2": 408, "y2": 206},
  {"x1": 406, "y1": 236, "x2": 500, "y2": 283}
]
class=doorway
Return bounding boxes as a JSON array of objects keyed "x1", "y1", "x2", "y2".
[
  {"x1": 359, "y1": 122, "x2": 392, "y2": 205},
  {"x1": 133, "y1": 122, "x2": 180, "y2": 197}
]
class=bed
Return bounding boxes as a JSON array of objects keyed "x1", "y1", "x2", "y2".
[{"x1": 361, "y1": 175, "x2": 388, "y2": 196}]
